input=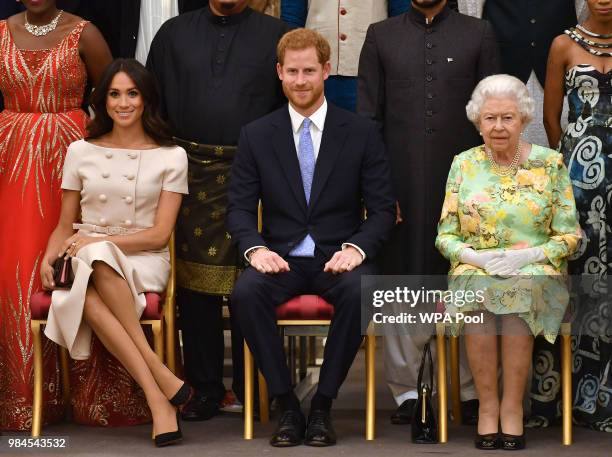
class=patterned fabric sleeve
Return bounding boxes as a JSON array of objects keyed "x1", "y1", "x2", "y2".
[
  {"x1": 436, "y1": 155, "x2": 470, "y2": 264},
  {"x1": 540, "y1": 153, "x2": 582, "y2": 268}
]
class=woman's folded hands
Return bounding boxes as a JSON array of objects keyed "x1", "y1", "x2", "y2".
[{"x1": 459, "y1": 247, "x2": 546, "y2": 277}]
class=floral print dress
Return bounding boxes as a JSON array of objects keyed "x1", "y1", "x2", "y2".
[{"x1": 436, "y1": 144, "x2": 581, "y2": 342}]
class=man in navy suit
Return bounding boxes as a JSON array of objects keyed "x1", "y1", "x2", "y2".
[{"x1": 227, "y1": 28, "x2": 395, "y2": 447}]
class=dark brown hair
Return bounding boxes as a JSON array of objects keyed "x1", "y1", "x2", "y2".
[
  {"x1": 277, "y1": 28, "x2": 331, "y2": 65},
  {"x1": 86, "y1": 58, "x2": 173, "y2": 146}
]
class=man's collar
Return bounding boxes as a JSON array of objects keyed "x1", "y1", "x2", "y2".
[
  {"x1": 288, "y1": 99, "x2": 327, "y2": 133},
  {"x1": 408, "y1": 3, "x2": 450, "y2": 26},
  {"x1": 204, "y1": 5, "x2": 252, "y2": 25}
]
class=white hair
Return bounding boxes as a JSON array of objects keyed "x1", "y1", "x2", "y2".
[{"x1": 465, "y1": 74, "x2": 535, "y2": 127}]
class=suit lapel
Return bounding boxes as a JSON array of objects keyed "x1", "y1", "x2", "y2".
[
  {"x1": 271, "y1": 108, "x2": 308, "y2": 213},
  {"x1": 308, "y1": 105, "x2": 348, "y2": 213}
]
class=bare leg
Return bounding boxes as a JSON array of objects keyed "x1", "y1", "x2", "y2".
[
  {"x1": 500, "y1": 315, "x2": 533, "y2": 435},
  {"x1": 465, "y1": 311, "x2": 499, "y2": 435},
  {"x1": 83, "y1": 285, "x2": 178, "y2": 435},
  {"x1": 90, "y1": 262, "x2": 183, "y2": 399}
]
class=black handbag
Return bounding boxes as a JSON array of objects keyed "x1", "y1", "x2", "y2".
[
  {"x1": 52, "y1": 256, "x2": 73, "y2": 289},
  {"x1": 411, "y1": 340, "x2": 438, "y2": 444}
]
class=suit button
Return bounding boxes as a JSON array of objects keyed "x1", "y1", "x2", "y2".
[
  {"x1": 427, "y1": 93, "x2": 434, "y2": 99},
  {"x1": 531, "y1": 41, "x2": 536, "y2": 47},
  {"x1": 340, "y1": 33, "x2": 347, "y2": 41},
  {"x1": 99, "y1": 218, "x2": 107, "y2": 225},
  {"x1": 426, "y1": 59, "x2": 433, "y2": 65},
  {"x1": 128, "y1": 152, "x2": 138, "y2": 159},
  {"x1": 124, "y1": 220, "x2": 132, "y2": 226},
  {"x1": 126, "y1": 173, "x2": 135, "y2": 180},
  {"x1": 426, "y1": 110, "x2": 433, "y2": 117},
  {"x1": 102, "y1": 171, "x2": 110, "y2": 178},
  {"x1": 530, "y1": 18, "x2": 536, "y2": 24},
  {"x1": 426, "y1": 128, "x2": 434, "y2": 134},
  {"x1": 426, "y1": 28, "x2": 433, "y2": 34},
  {"x1": 426, "y1": 42, "x2": 433, "y2": 49},
  {"x1": 99, "y1": 194, "x2": 107, "y2": 202},
  {"x1": 125, "y1": 196, "x2": 133, "y2": 204},
  {"x1": 426, "y1": 75, "x2": 433, "y2": 82},
  {"x1": 340, "y1": 8, "x2": 347, "y2": 15},
  {"x1": 105, "y1": 152, "x2": 113, "y2": 159}
]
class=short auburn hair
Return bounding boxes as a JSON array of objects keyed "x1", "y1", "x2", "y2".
[{"x1": 277, "y1": 28, "x2": 331, "y2": 65}]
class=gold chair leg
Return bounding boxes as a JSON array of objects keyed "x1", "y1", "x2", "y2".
[
  {"x1": 365, "y1": 333, "x2": 376, "y2": 440},
  {"x1": 436, "y1": 323, "x2": 448, "y2": 444},
  {"x1": 59, "y1": 347, "x2": 71, "y2": 417},
  {"x1": 258, "y1": 371, "x2": 269, "y2": 423},
  {"x1": 450, "y1": 336, "x2": 462, "y2": 426},
  {"x1": 31, "y1": 320, "x2": 44, "y2": 437},
  {"x1": 561, "y1": 324, "x2": 572, "y2": 445},
  {"x1": 165, "y1": 300, "x2": 177, "y2": 374},
  {"x1": 244, "y1": 340, "x2": 254, "y2": 439},
  {"x1": 152, "y1": 321, "x2": 164, "y2": 363}
]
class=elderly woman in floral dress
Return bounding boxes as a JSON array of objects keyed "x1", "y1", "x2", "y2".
[{"x1": 436, "y1": 74, "x2": 581, "y2": 450}]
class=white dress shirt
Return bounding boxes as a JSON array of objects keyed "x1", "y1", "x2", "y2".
[{"x1": 245, "y1": 98, "x2": 366, "y2": 263}]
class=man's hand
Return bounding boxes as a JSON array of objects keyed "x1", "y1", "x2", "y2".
[
  {"x1": 324, "y1": 246, "x2": 363, "y2": 275},
  {"x1": 249, "y1": 248, "x2": 290, "y2": 274}
]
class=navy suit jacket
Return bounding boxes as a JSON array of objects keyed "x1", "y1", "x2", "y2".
[{"x1": 227, "y1": 102, "x2": 396, "y2": 261}]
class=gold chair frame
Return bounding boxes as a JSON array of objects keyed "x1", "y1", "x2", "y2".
[
  {"x1": 437, "y1": 322, "x2": 572, "y2": 445},
  {"x1": 31, "y1": 233, "x2": 178, "y2": 437},
  {"x1": 243, "y1": 326, "x2": 376, "y2": 440}
]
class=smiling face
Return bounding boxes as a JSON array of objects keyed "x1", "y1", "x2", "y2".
[
  {"x1": 478, "y1": 96, "x2": 525, "y2": 154},
  {"x1": 106, "y1": 72, "x2": 145, "y2": 129},
  {"x1": 277, "y1": 47, "x2": 330, "y2": 117},
  {"x1": 21, "y1": 0, "x2": 57, "y2": 14},
  {"x1": 587, "y1": 0, "x2": 612, "y2": 21}
]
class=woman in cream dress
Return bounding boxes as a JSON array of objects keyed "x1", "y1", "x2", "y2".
[{"x1": 40, "y1": 59, "x2": 190, "y2": 447}]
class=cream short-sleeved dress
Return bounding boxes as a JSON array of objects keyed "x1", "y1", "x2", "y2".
[{"x1": 44, "y1": 139, "x2": 188, "y2": 360}]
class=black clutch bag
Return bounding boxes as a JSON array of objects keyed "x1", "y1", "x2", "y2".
[
  {"x1": 52, "y1": 256, "x2": 73, "y2": 289},
  {"x1": 411, "y1": 340, "x2": 438, "y2": 444}
]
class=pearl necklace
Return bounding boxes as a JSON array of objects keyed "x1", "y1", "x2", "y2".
[
  {"x1": 486, "y1": 144, "x2": 521, "y2": 177},
  {"x1": 25, "y1": 10, "x2": 63, "y2": 37}
]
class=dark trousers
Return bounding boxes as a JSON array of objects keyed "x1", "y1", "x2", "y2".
[
  {"x1": 177, "y1": 288, "x2": 246, "y2": 403},
  {"x1": 230, "y1": 253, "x2": 376, "y2": 398}
]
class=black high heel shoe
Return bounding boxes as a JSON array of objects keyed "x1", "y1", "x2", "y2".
[
  {"x1": 169, "y1": 382, "x2": 192, "y2": 407},
  {"x1": 154, "y1": 411, "x2": 183, "y2": 447},
  {"x1": 501, "y1": 432, "x2": 526, "y2": 450},
  {"x1": 475, "y1": 432, "x2": 500, "y2": 450}
]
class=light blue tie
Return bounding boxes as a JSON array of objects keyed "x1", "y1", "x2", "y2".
[{"x1": 290, "y1": 118, "x2": 316, "y2": 257}]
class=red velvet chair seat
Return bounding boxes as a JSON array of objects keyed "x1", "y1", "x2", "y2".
[
  {"x1": 30, "y1": 291, "x2": 164, "y2": 320},
  {"x1": 275, "y1": 295, "x2": 334, "y2": 320}
]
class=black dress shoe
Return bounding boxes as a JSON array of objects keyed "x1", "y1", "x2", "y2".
[
  {"x1": 461, "y1": 399, "x2": 479, "y2": 426},
  {"x1": 304, "y1": 409, "x2": 336, "y2": 447},
  {"x1": 180, "y1": 393, "x2": 220, "y2": 421},
  {"x1": 270, "y1": 410, "x2": 305, "y2": 447},
  {"x1": 501, "y1": 433, "x2": 526, "y2": 450},
  {"x1": 154, "y1": 411, "x2": 183, "y2": 447},
  {"x1": 475, "y1": 432, "x2": 500, "y2": 450},
  {"x1": 169, "y1": 382, "x2": 192, "y2": 407},
  {"x1": 391, "y1": 399, "x2": 416, "y2": 425}
]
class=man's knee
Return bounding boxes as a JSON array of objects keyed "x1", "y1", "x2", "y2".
[{"x1": 230, "y1": 268, "x2": 268, "y2": 311}]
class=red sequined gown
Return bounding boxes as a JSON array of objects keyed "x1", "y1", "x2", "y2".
[{"x1": 0, "y1": 20, "x2": 150, "y2": 430}]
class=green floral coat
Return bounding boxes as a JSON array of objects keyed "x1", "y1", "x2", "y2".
[{"x1": 436, "y1": 145, "x2": 582, "y2": 342}]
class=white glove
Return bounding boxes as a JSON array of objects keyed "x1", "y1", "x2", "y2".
[
  {"x1": 459, "y1": 248, "x2": 503, "y2": 269},
  {"x1": 484, "y1": 247, "x2": 546, "y2": 277}
]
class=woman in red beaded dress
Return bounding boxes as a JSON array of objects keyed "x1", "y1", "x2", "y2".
[{"x1": 0, "y1": 0, "x2": 149, "y2": 430}]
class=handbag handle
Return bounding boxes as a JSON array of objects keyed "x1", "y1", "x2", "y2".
[{"x1": 417, "y1": 339, "x2": 434, "y2": 392}]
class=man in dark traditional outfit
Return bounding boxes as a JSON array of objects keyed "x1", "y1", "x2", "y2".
[
  {"x1": 147, "y1": 0, "x2": 288, "y2": 421},
  {"x1": 357, "y1": 0, "x2": 500, "y2": 425}
]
